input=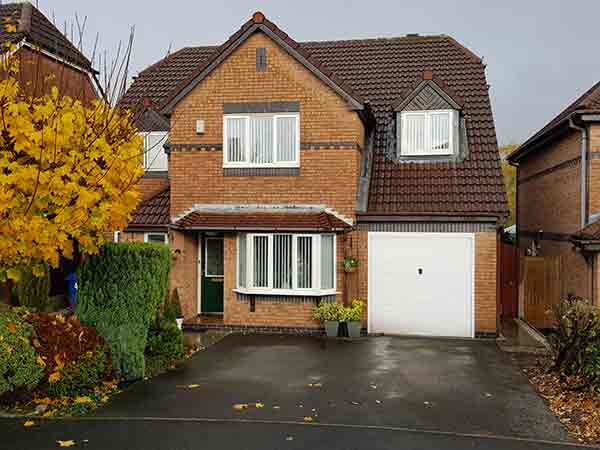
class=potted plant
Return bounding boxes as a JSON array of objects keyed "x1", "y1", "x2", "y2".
[
  {"x1": 313, "y1": 302, "x2": 344, "y2": 338},
  {"x1": 343, "y1": 256, "x2": 359, "y2": 273},
  {"x1": 344, "y1": 300, "x2": 364, "y2": 338}
]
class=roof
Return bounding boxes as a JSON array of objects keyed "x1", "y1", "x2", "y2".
[
  {"x1": 573, "y1": 220, "x2": 600, "y2": 242},
  {"x1": 128, "y1": 188, "x2": 170, "y2": 228},
  {"x1": 0, "y1": 2, "x2": 94, "y2": 71},
  {"x1": 120, "y1": 12, "x2": 507, "y2": 218},
  {"x1": 173, "y1": 210, "x2": 351, "y2": 232},
  {"x1": 508, "y1": 81, "x2": 600, "y2": 162}
]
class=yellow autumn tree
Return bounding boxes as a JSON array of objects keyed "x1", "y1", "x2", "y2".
[{"x1": 0, "y1": 37, "x2": 143, "y2": 280}]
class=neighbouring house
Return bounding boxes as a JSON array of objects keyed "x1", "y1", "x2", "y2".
[
  {"x1": 118, "y1": 12, "x2": 507, "y2": 338},
  {"x1": 507, "y1": 81, "x2": 600, "y2": 325},
  {"x1": 0, "y1": 2, "x2": 100, "y2": 100}
]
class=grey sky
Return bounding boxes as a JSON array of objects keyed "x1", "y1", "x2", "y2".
[{"x1": 40, "y1": 0, "x2": 600, "y2": 146}]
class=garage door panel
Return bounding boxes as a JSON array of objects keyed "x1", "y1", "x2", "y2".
[{"x1": 369, "y1": 233, "x2": 474, "y2": 338}]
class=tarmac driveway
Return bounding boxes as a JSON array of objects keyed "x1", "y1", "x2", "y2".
[{"x1": 94, "y1": 334, "x2": 568, "y2": 442}]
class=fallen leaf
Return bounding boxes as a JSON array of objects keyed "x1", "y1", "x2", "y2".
[
  {"x1": 255, "y1": 402, "x2": 265, "y2": 408},
  {"x1": 56, "y1": 440, "x2": 75, "y2": 448},
  {"x1": 36, "y1": 355, "x2": 46, "y2": 368},
  {"x1": 187, "y1": 384, "x2": 200, "y2": 389},
  {"x1": 23, "y1": 420, "x2": 35, "y2": 427},
  {"x1": 34, "y1": 397, "x2": 53, "y2": 405},
  {"x1": 233, "y1": 403, "x2": 248, "y2": 411},
  {"x1": 74, "y1": 396, "x2": 92, "y2": 404},
  {"x1": 48, "y1": 372, "x2": 61, "y2": 384},
  {"x1": 286, "y1": 436, "x2": 294, "y2": 441},
  {"x1": 7, "y1": 322, "x2": 16, "y2": 334},
  {"x1": 303, "y1": 416, "x2": 314, "y2": 422}
]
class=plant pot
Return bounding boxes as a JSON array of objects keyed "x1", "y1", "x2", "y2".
[
  {"x1": 347, "y1": 321, "x2": 362, "y2": 338},
  {"x1": 176, "y1": 317, "x2": 184, "y2": 330},
  {"x1": 344, "y1": 266, "x2": 357, "y2": 273},
  {"x1": 324, "y1": 320, "x2": 339, "y2": 338}
]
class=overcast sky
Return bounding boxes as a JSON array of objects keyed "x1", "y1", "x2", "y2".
[{"x1": 37, "y1": 0, "x2": 600, "y2": 146}]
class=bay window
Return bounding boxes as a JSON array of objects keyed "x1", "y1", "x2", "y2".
[
  {"x1": 237, "y1": 233, "x2": 336, "y2": 295},
  {"x1": 224, "y1": 113, "x2": 299, "y2": 167},
  {"x1": 400, "y1": 109, "x2": 456, "y2": 156}
]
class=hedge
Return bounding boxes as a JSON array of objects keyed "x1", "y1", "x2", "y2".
[
  {"x1": 76, "y1": 243, "x2": 171, "y2": 380},
  {"x1": 0, "y1": 310, "x2": 44, "y2": 397},
  {"x1": 16, "y1": 265, "x2": 50, "y2": 309}
]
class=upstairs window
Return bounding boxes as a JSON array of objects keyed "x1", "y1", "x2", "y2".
[
  {"x1": 224, "y1": 114, "x2": 299, "y2": 167},
  {"x1": 400, "y1": 110, "x2": 455, "y2": 156},
  {"x1": 142, "y1": 132, "x2": 168, "y2": 171},
  {"x1": 237, "y1": 233, "x2": 335, "y2": 295}
]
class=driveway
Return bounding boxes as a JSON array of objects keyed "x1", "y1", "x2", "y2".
[
  {"x1": 96, "y1": 334, "x2": 567, "y2": 440},
  {"x1": 4, "y1": 334, "x2": 575, "y2": 450}
]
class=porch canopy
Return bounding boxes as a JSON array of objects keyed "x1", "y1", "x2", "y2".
[{"x1": 171, "y1": 205, "x2": 352, "y2": 232}]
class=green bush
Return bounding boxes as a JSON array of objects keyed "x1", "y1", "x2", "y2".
[
  {"x1": 312, "y1": 302, "x2": 344, "y2": 322},
  {"x1": 47, "y1": 349, "x2": 109, "y2": 397},
  {"x1": 16, "y1": 266, "x2": 50, "y2": 309},
  {"x1": 76, "y1": 242, "x2": 171, "y2": 380},
  {"x1": 343, "y1": 300, "x2": 364, "y2": 322},
  {"x1": 170, "y1": 289, "x2": 183, "y2": 318},
  {"x1": 145, "y1": 320, "x2": 184, "y2": 378},
  {"x1": 0, "y1": 310, "x2": 44, "y2": 397}
]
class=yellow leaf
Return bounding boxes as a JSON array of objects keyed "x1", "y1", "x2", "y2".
[
  {"x1": 23, "y1": 420, "x2": 35, "y2": 427},
  {"x1": 42, "y1": 410, "x2": 55, "y2": 417},
  {"x1": 36, "y1": 355, "x2": 46, "y2": 368},
  {"x1": 7, "y1": 322, "x2": 16, "y2": 334},
  {"x1": 255, "y1": 402, "x2": 265, "y2": 409},
  {"x1": 233, "y1": 403, "x2": 248, "y2": 411},
  {"x1": 4, "y1": 24, "x2": 16, "y2": 33},
  {"x1": 303, "y1": 416, "x2": 314, "y2": 422},
  {"x1": 48, "y1": 372, "x2": 61, "y2": 384},
  {"x1": 56, "y1": 440, "x2": 75, "y2": 448},
  {"x1": 34, "y1": 397, "x2": 53, "y2": 405},
  {"x1": 187, "y1": 384, "x2": 200, "y2": 389},
  {"x1": 74, "y1": 396, "x2": 92, "y2": 404}
]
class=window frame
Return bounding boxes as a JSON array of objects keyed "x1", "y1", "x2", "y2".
[
  {"x1": 141, "y1": 131, "x2": 169, "y2": 172},
  {"x1": 399, "y1": 109, "x2": 455, "y2": 157},
  {"x1": 236, "y1": 233, "x2": 336, "y2": 296},
  {"x1": 144, "y1": 232, "x2": 168, "y2": 245},
  {"x1": 223, "y1": 113, "x2": 300, "y2": 168}
]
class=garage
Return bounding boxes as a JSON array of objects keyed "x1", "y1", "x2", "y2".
[{"x1": 368, "y1": 233, "x2": 474, "y2": 338}]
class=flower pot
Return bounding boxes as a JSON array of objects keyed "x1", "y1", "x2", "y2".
[
  {"x1": 347, "y1": 321, "x2": 362, "y2": 338},
  {"x1": 176, "y1": 317, "x2": 184, "y2": 330},
  {"x1": 324, "y1": 320, "x2": 339, "y2": 338}
]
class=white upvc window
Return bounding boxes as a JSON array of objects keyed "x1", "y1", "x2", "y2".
[
  {"x1": 236, "y1": 233, "x2": 336, "y2": 295},
  {"x1": 144, "y1": 232, "x2": 168, "y2": 245},
  {"x1": 400, "y1": 110, "x2": 455, "y2": 156},
  {"x1": 223, "y1": 113, "x2": 300, "y2": 168},
  {"x1": 141, "y1": 132, "x2": 168, "y2": 171}
]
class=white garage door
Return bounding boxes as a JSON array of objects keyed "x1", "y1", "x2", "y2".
[{"x1": 368, "y1": 233, "x2": 474, "y2": 338}]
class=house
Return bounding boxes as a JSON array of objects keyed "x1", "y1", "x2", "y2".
[
  {"x1": 0, "y1": 2, "x2": 99, "y2": 100},
  {"x1": 507, "y1": 81, "x2": 600, "y2": 312},
  {"x1": 118, "y1": 12, "x2": 507, "y2": 338}
]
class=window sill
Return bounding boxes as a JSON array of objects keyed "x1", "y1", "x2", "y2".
[
  {"x1": 233, "y1": 288, "x2": 337, "y2": 297},
  {"x1": 223, "y1": 163, "x2": 300, "y2": 169}
]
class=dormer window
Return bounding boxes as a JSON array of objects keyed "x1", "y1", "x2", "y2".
[{"x1": 400, "y1": 109, "x2": 456, "y2": 156}]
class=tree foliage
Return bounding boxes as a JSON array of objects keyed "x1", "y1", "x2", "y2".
[
  {"x1": 499, "y1": 144, "x2": 518, "y2": 226},
  {"x1": 0, "y1": 32, "x2": 143, "y2": 280}
]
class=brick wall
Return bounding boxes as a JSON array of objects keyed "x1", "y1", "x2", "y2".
[
  {"x1": 138, "y1": 175, "x2": 169, "y2": 202},
  {"x1": 474, "y1": 232, "x2": 497, "y2": 333},
  {"x1": 168, "y1": 31, "x2": 364, "y2": 220},
  {"x1": 9, "y1": 48, "x2": 96, "y2": 101},
  {"x1": 170, "y1": 230, "x2": 199, "y2": 318}
]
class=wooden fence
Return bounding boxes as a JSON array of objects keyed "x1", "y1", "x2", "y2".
[{"x1": 519, "y1": 256, "x2": 561, "y2": 329}]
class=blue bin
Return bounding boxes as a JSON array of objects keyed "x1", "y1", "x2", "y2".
[{"x1": 65, "y1": 272, "x2": 78, "y2": 310}]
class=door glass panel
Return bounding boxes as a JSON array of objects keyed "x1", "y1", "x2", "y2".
[{"x1": 205, "y1": 238, "x2": 224, "y2": 276}]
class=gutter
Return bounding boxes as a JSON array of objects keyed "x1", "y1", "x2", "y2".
[{"x1": 569, "y1": 116, "x2": 589, "y2": 228}]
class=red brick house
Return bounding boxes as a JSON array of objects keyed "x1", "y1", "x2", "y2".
[
  {"x1": 119, "y1": 12, "x2": 507, "y2": 338},
  {"x1": 508, "y1": 81, "x2": 600, "y2": 311},
  {"x1": 0, "y1": 2, "x2": 99, "y2": 101}
]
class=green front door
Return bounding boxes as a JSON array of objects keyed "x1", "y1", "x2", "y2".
[{"x1": 201, "y1": 236, "x2": 224, "y2": 314}]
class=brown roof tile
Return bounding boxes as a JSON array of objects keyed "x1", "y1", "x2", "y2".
[
  {"x1": 509, "y1": 81, "x2": 600, "y2": 162},
  {"x1": 128, "y1": 188, "x2": 170, "y2": 228},
  {"x1": 174, "y1": 210, "x2": 350, "y2": 232},
  {"x1": 0, "y1": 3, "x2": 93, "y2": 71},
  {"x1": 120, "y1": 13, "x2": 507, "y2": 217}
]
